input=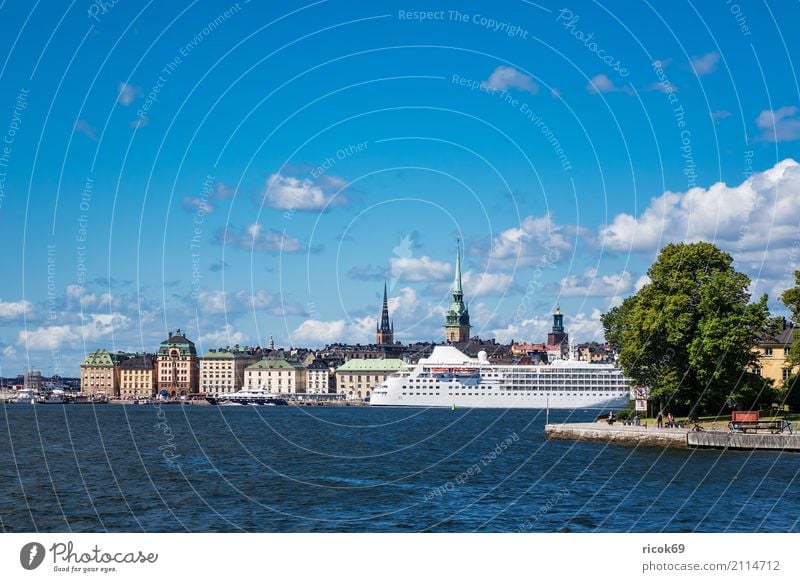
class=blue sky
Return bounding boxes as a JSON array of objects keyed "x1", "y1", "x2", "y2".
[{"x1": 1, "y1": 0, "x2": 800, "y2": 375}]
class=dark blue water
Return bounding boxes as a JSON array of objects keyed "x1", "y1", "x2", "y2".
[{"x1": 1, "y1": 405, "x2": 799, "y2": 532}]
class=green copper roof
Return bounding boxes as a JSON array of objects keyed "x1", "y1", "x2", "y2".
[
  {"x1": 203, "y1": 349, "x2": 256, "y2": 359},
  {"x1": 246, "y1": 358, "x2": 296, "y2": 371},
  {"x1": 81, "y1": 349, "x2": 115, "y2": 367},
  {"x1": 445, "y1": 238, "x2": 470, "y2": 326},
  {"x1": 336, "y1": 358, "x2": 405, "y2": 372},
  {"x1": 158, "y1": 329, "x2": 198, "y2": 356},
  {"x1": 81, "y1": 349, "x2": 129, "y2": 367}
]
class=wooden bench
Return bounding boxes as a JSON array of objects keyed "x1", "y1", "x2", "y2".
[{"x1": 728, "y1": 420, "x2": 793, "y2": 434}]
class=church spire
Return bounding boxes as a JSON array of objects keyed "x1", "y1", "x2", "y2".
[
  {"x1": 444, "y1": 237, "x2": 470, "y2": 343},
  {"x1": 453, "y1": 237, "x2": 463, "y2": 297},
  {"x1": 376, "y1": 281, "x2": 393, "y2": 344}
]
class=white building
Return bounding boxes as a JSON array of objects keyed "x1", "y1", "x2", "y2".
[
  {"x1": 244, "y1": 359, "x2": 306, "y2": 394},
  {"x1": 305, "y1": 359, "x2": 330, "y2": 394},
  {"x1": 200, "y1": 347, "x2": 258, "y2": 396}
]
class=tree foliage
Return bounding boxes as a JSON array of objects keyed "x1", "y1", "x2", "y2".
[
  {"x1": 780, "y1": 270, "x2": 800, "y2": 368},
  {"x1": 602, "y1": 242, "x2": 771, "y2": 414}
]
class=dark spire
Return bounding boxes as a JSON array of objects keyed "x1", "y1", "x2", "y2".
[{"x1": 377, "y1": 281, "x2": 393, "y2": 344}]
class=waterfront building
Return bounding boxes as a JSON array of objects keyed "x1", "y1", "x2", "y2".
[
  {"x1": 335, "y1": 358, "x2": 405, "y2": 399},
  {"x1": 402, "y1": 341, "x2": 436, "y2": 363},
  {"x1": 452, "y1": 337, "x2": 514, "y2": 364},
  {"x1": 244, "y1": 358, "x2": 306, "y2": 394},
  {"x1": 200, "y1": 346, "x2": 258, "y2": 396},
  {"x1": 376, "y1": 282, "x2": 394, "y2": 345},
  {"x1": 157, "y1": 329, "x2": 199, "y2": 396},
  {"x1": 80, "y1": 349, "x2": 129, "y2": 397},
  {"x1": 306, "y1": 358, "x2": 330, "y2": 394},
  {"x1": 511, "y1": 342, "x2": 549, "y2": 364},
  {"x1": 444, "y1": 239, "x2": 471, "y2": 343},
  {"x1": 754, "y1": 318, "x2": 798, "y2": 386},
  {"x1": 119, "y1": 354, "x2": 157, "y2": 399},
  {"x1": 577, "y1": 342, "x2": 616, "y2": 363},
  {"x1": 23, "y1": 370, "x2": 43, "y2": 392},
  {"x1": 320, "y1": 342, "x2": 405, "y2": 361}
]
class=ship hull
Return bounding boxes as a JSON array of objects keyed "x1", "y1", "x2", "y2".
[{"x1": 369, "y1": 391, "x2": 629, "y2": 409}]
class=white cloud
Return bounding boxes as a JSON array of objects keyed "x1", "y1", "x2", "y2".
[
  {"x1": 586, "y1": 74, "x2": 630, "y2": 94},
  {"x1": 634, "y1": 275, "x2": 651, "y2": 292},
  {"x1": 646, "y1": 80, "x2": 678, "y2": 94},
  {"x1": 483, "y1": 66, "x2": 538, "y2": 95},
  {"x1": 18, "y1": 325, "x2": 79, "y2": 350},
  {"x1": 213, "y1": 182, "x2": 236, "y2": 199},
  {"x1": 0, "y1": 298, "x2": 32, "y2": 320},
  {"x1": 81, "y1": 313, "x2": 131, "y2": 341},
  {"x1": 65, "y1": 284, "x2": 127, "y2": 311},
  {"x1": 565, "y1": 309, "x2": 605, "y2": 341},
  {"x1": 601, "y1": 158, "x2": 800, "y2": 255},
  {"x1": 711, "y1": 110, "x2": 731, "y2": 123},
  {"x1": 199, "y1": 324, "x2": 248, "y2": 347},
  {"x1": 17, "y1": 312, "x2": 131, "y2": 350},
  {"x1": 74, "y1": 119, "x2": 97, "y2": 140},
  {"x1": 193, "y1": 289, "x2": 275, "y2": 316},
  {"x1": 216, "y1": 224, "x2": 306, "y2": 253},
  {"x1": 461, "y1": 271, "x2": 514, "y2": 297},
  {"x1": 387, "y1": 286, "x2": 420, "y2": 318},
  {"x1": 117, "y1": 82, "x2": 141, "y2": 106},
  {"x1": 2, "y1": 345, "x2": 16, "y2": 358},
  {"x1": 560, "y1": 268, "x2": 632, "y2": 298},
  {"x1": 690, "y1": 51, "x2": 720, "y2": 76},
  {"x1": 262, "y1": 173, "x2": 347, "y2": 211},
  {"x1": 291, "y1": 319, "x2": 348, "y2": 345},
  {"x1": 182, "y1": 196, "x2": 213, "y2": 214},
  {"x1": 486, "y1": 214, "x2": 572, "y2": 268},
  {"x1": 390, "y1": 256, "x2": 451, "y2": 282},
  {"x1": 756, "y1": 106, "x2": 800, "y2": 142}
]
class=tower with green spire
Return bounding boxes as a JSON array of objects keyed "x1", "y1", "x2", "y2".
[{"x1": 444, "y1": 238, "x2": 471, "y2": 343}]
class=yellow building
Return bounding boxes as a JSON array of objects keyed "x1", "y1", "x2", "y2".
[
  {"x1": 335, "y1": 358, "x2": 405, "y2": 399},
  {"x1": 80, "y1": 349, "x2": 128, "y2": 397},
  {"x1": 119, "y1": 354, "x2": 157, "y2": 399},
  {"x1": 754, "y1": 319, "x2": 798, "y2": 386}
]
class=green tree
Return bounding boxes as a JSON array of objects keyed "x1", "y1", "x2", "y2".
[
  {"x1": 780, "y1": 270, "x2": 800, "y2": 368},
  {"x1": 602, "y1": 242, "x2": 771, "y2": 415}
]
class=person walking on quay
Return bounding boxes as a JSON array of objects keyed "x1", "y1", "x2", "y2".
[
  {"x1": 667, "y1": 412, "x2": 674, "y2": 428},
  {"x1": 657, "y1": 411, "x2": 663, "y2": 429}
]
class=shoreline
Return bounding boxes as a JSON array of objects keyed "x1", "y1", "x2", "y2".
[{"x1": 545, "y1": 421, "x2": 800, "y2": 452}]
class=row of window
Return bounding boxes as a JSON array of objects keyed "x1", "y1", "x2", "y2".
[{"x1": 401, "y1": 391, "x2": 625, "y2": 397}]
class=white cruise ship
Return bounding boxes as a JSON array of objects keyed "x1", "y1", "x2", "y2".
[{"x1": 370, "y1": 346, "x2": 631, "y2": 409}]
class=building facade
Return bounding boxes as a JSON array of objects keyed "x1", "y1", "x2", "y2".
[
  {"x1": 23, "y1": 370, "x2": 43, "y2": 392},
  {"x1": 335, "y1": 358, "x2": 405, "y2": 399},
  {"x1": 244, "y1": 359, "x2": 306, "y2": 394},
  {"x1": 755, "y1": 319, "x2": 798, "y2": 386},
  {"x1": 444, "y1": 239, "x2": 471, "y2": 343},
  {"x1": 119, "y1": 354, "x2": 157, "y2": 399},
  {"x1": 80, "y1": 349, "x2": 128, "y2": 397},
  {"x1": 200, "y1": 347, "x2": 258, "y2": 396},
  {"x1": 306, "y1": 358, "x2": 330, "y2": 394},
  {"x1": 157, "y1": 330, "x2": 199, "y2": 396}
]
